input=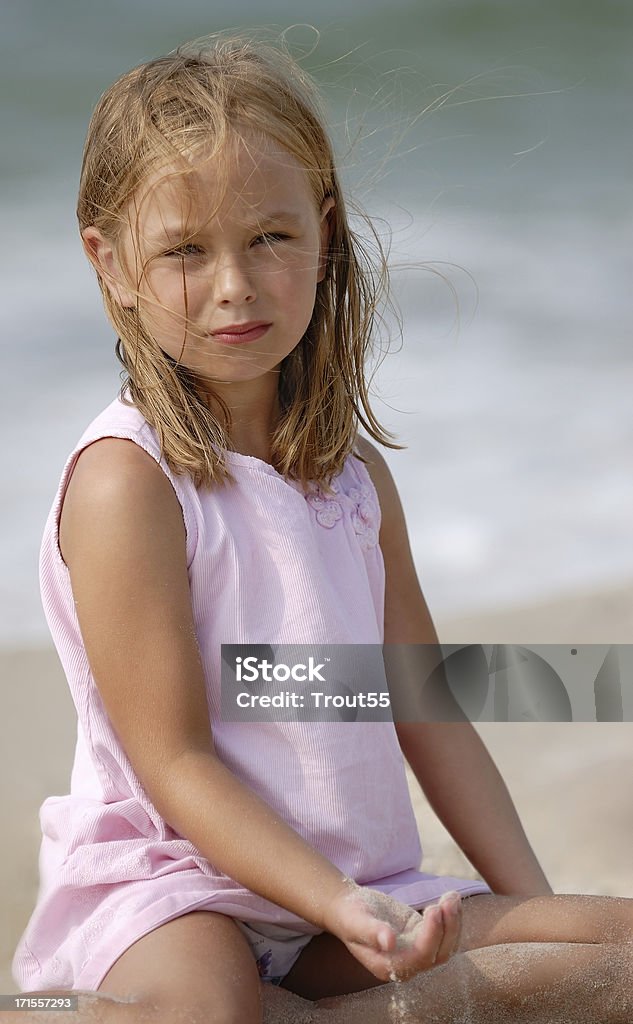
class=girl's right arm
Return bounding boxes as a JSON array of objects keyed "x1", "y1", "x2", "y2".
[{"x1": 59, "y1": 437, "x2": 458, "y2": 981}]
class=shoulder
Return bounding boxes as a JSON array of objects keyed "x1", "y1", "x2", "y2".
[
  {"x1": 63, "y1": 435, "x2": 175, "y2": 508},
  {"x1": 59, "y1": 392, "x2": 168, "y2": 528},
  {"x1": 353, "y1": 436, "x2": 438, "y2": 645},
  {"x1": 352, "y1": 436, "x2": 405, "y2": 541},
  {"x1": 59, "y1": 437, "x2": 185, "y2": 569},
  {"x1": 353, "y1": 434, "x2": 387, "y2": 473}
]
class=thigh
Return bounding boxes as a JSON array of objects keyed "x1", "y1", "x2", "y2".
[
  {"x1": 459, "y1": 892, "x2": 633, "y2": 952},
  {"x1": 97, "y1": 910, "x2": 263, "y2": 1024},
  {"x1": 317, "y1": 940, "x2": 631, "y2": 1024}
]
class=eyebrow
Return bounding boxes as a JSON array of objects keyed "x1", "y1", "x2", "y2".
[{"x1": 255, "y1": 211, "x2": 304, "y2": 224}]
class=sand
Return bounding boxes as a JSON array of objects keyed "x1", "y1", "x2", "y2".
[{"x1": 1, "y1": 579, "x2": 632, "y2": 1013}]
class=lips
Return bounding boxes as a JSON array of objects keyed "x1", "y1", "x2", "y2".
[{"x1": 210, "y1": 321, "x2": 271, "y2": 344}]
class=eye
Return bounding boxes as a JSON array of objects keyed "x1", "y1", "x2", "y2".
[
  {"x1": 163, "y1": 244, "x2": 205, "y2": 258},
  {"x1": 252, "y1": 232, "x2": 291, "y2": 247}
]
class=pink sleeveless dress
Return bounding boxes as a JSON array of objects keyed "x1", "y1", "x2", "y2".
[{"x1": 12, "y1": 388, "x2": 490, "y2": 992}]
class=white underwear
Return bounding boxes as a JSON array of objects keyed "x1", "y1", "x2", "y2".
[{"x1": 234, "y1": 919, "x2": 315, "y2": 985}]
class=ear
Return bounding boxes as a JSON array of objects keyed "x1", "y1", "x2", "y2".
[
  {"x1": 81, "y1": 226, "x2": 136, "y2": 308},
  {"x1": 317, "y1": 196, "x2": 336, "y2": 283}
]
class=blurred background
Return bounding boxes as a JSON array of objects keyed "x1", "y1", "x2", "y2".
[
  {"x1": 3, "y1": 0, "x2": 632, "y2": 641},
  {"x1": 2, "y1": 0, "x2": 632, "y2": 996}
]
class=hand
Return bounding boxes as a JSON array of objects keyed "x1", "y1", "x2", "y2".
[{"x1": 321, "y1": 879, "x2": 463, "y2": 983}]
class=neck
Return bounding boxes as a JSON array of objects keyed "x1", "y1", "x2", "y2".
[{"x1": 199, "y1": 372, "x2": 281, "y2": 462}]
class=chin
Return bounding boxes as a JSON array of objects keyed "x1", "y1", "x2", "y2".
[{"x1": 200, "y1": 365, "x2": 281, "y2": 385}]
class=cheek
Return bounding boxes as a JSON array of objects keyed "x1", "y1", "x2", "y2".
[
  {"x1": 275, "y1": 258, "x2": 321, "y2": 303},
  {"x1": 141, "y1": 271, "x2": 201, "y2": 320}
]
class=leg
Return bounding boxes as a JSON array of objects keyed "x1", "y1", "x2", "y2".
[
  {"x1": 10, "y1": 897, "x2": 633, "y2": 1024},
  {"x1": 7, "y1": 943, "x2": 633, "y2": 1024},
  {"x1": 2, "y1": 910, "x2": 264, "y2": 1024},
  {"x1": 0, "y1": 991, "x2": 158, "y2": 1024},
  {"x1": 282, "y1": 892, "x2": 630, "y2": 995},
  {"x1": 282, "y1": 893, "x2": 633, "y2": 1000},
  {"x1": 96, "y1": 909, "x2": 263, "y2": 1023},
  {"x1": 458, "y1": 892, "x2": 633, "y2": 951},
  {"x1": 314, "y1": 939, "x2": 633, "y2": 1024}
]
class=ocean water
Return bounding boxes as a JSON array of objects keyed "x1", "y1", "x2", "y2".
[{"x1": 2, "y1": 1, "x2": 632, "y2": 647}]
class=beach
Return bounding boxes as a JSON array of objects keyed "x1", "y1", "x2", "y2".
[
  {"x1": 2, "y1": 578, "x2": 631, "y2": 996},
  {"x1": 2, "y1": 1, "x2": 631, "y2": 1017}
]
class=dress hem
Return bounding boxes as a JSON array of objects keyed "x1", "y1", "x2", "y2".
[{"x1": 74, "y1": 876, "x2": 492, "y2": 992}]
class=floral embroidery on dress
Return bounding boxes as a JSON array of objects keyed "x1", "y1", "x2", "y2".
[
  {"x1": 304, "y1": 476, "x2": 379, "y2": 550},
  {"x1": 305, "y1": 484, "x2": 343, "y2": 529},
  {"x1": 348, "y1": 484, "x2": 379, "y2": 550}
]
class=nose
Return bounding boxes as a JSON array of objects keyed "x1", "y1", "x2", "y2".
[{"x1": 213, "y1": 250, "x2": 256, "y2": 305}]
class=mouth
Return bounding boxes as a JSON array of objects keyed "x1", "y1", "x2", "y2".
[{"x1": 210, "y1": 322, "x2": 272, "y2": 345}]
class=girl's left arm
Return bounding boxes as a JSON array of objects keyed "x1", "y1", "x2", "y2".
[{"x1": 357, "y1": 437, "x2": 553, "y2": 897}]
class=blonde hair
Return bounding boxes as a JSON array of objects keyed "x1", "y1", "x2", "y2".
[{"x1": 77, "y1": 31, "x2": 403, "y2": 490}]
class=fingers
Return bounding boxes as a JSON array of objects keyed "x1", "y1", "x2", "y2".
[
  {"x1": 390, "y1": 892, "x2": 463, "y2": 980},
  {"x1": 377, "y1": 925, "x2": 396, "y2": 953},
  {"x1": 434, "y1": 891, "x2": 463, "y2": 965},
  {"x1": 387, "y1": 903, "x2": 444, "y2": 981},
  {"x1": 417, "y1": 903, "x2": 446, "y2": 967},
  {"x1": 341, "y1": 887, "x2": 463, "y2": 984}
]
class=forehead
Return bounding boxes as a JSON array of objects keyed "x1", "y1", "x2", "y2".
[{"x1": 130, "y1": 133, "x2": 316, "y2": 237}]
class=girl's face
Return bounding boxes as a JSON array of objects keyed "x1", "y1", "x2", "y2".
[{"x1": 87, "y1": 133, "x2": 334, "y2": 394}]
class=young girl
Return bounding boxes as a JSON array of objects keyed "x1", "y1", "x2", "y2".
[{"x1": 11, "y1": 32, "x2": 632, "y2": 1024}]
